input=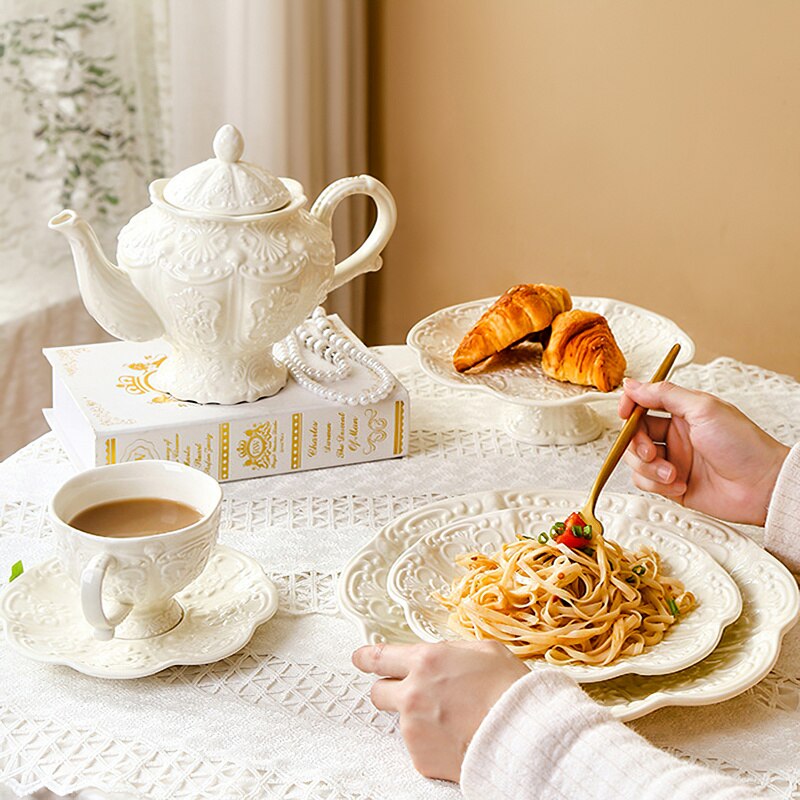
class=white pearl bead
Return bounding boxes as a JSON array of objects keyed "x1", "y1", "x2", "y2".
[{"x1": 273, "y1": 308, "x2": 395, "y2": 405}]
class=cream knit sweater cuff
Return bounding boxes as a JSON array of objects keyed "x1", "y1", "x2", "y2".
[
  {"x1": 459, "y1": 444, "x2": 800, "y2": 800},
  {"x1": 460, "y1": 667, "x2": 762, "y2": 799},
  {"x1": 764, "y1": 442, "x2": 800, "y2": 575}
]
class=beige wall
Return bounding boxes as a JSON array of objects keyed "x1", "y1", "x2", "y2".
[{"x1": 367, "y1": 1, "x2": 800, "y2": 378}]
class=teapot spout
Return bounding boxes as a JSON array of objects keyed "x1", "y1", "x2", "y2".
[{"x1": 48, "y1": 210, "x2": 164, "y2": 342}]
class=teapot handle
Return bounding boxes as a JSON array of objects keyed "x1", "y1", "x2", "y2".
[{"x1": 310, "y1": 175, "x2": 397, "y2": 293}]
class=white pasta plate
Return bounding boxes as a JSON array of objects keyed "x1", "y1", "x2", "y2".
[
  {"x1": 406, "y1": 296, "x2": 695, "y2": 444},
  {"x1": 337, "y1": 490, "x2": 800, "y2": 720},
  {"x1": 385, "y1": 507, "x2": 742, "y2": 683}
]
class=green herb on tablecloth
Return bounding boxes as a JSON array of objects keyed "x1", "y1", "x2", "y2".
[{"x1": 9, "y1": 560, "x2": 23, "y2": 582}]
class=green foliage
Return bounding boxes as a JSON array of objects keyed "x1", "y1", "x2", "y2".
[{"x1": 0, "y1": 1, "x2": 164, "y2": 218}]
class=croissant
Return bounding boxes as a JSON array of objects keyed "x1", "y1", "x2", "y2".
[
  {"x1": 453, "y1": 284, "x2": 572, "y2": 372},
  {"x1": 541, "y1": 309, "x2": 626, "y2": 392}
]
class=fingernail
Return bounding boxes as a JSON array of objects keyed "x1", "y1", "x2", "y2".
[
  {"x1": 657, "y1": 465, "x2": 672, "y2": 481},
  {"x1": 637, "y1": 445, "x2": 650, "y2": 460}
]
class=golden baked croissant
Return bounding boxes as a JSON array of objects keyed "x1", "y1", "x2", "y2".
[
  {"x1": 453, "y1": 284, "x2": 572, "y2": 372},
  {"x1": 541, "y1": 309, "x2": 626, "y2": 392}
]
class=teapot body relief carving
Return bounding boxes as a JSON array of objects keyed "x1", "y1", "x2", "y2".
[{"x1": 49, "y1": 124, "x2": 397, "y2": 404}]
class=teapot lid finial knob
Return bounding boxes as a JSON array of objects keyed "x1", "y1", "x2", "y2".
[
  {"x1": 164, "y1": 123, "x2": 290, "y2": 214},
  {"x1": 213, "y1": 124, "x2": 244, "y2": 163}
]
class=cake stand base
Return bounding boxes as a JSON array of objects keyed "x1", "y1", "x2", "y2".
[{"x1": 504, "y1": 403, "x2": 604, "y2": 445}]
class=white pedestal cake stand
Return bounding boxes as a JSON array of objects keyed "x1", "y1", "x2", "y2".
[{"x1": 406, "y1": 296, "x2": 695, "y2": 445}]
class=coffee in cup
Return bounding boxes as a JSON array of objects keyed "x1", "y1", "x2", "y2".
[
  {"x1": 50, "y1": 461, "x2": 222, "y2": 641},
  {"x1": 69, "y1": 497, "x2": 203, "y2": 538}
]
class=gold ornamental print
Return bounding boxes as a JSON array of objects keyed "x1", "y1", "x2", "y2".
[
  {"x1": 363, "y1": 408, "x2": 388, "y2": 454},
  {"x1": 291, "y1": 413, "x2": 303, "y2": 470},
  {"x1": 219, "y1": 423, "x2": 230, "y2": 480},
  {"x1": 237, "y1": 421, "x2": 278, "y2": 471},
  {"x1": 393, "y1": 401, "x2": 405, "y2": 455},
  {"x1": 117, "y1": 354, "x2": 175, "y2": 404}
]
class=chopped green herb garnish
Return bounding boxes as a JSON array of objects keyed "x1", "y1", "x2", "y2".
[
  {"x1": 626, "y1": 576, "x2": 636, "y2": 584},
  {"x1": 667, "y1": 598, "x2": 680, "y2": 616},
  {"x1": 583, "y1": 525, "x2": 592, "y2": 537},
  {"x1": 537, "y1": 532, "x2": 549, "y2": 544},
  {"x1": 553, "y1": 522, "x2": 566, "y2": 532},
  {"x1": 632, "y1": 564, "x2": 646, "y2": 576},
  {"x1": 9, "y1": 560, "x2": 23, "y2": 582},
  {"x1": 581, "y1": 547, "x2": 595, "y2": 557}
]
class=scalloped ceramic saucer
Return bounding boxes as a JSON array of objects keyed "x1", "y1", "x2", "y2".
[
  {"x1": 0, "y1": 545, "x2": 278, "y2": 679},
  {"x1": 386, "y1": 507, "x2": 742, "y2": 683}
]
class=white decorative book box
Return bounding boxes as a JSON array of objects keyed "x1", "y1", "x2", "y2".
[{"x1": 44, "y1": 321, "x2": 409, "y2": 482}]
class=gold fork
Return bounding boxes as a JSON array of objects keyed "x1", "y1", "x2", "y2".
[{"x1": 578, "y1": 343, "x2": 682, "y2": 540}]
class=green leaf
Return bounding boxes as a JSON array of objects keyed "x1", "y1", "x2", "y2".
[{"x1": 9, "y1": 560, "x2": 23, "y2": 582}]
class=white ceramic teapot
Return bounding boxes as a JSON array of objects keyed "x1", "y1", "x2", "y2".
[{"x1": 49, "y1": 124, "x2": 397, "y2": 403}]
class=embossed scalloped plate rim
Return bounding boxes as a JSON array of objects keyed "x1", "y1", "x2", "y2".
[
  {"x1": 385, "y1": 507, "x2": 743, "y2": 683},
  {"x1": 406, "y1": 296, "x2": 696, "y2": 408},
  {"x1": 0, "y1": 545, "x2": 279, "y2": 680},
  {"x1": 337, "y1": 490, "x2": 800, "y2": 721}
]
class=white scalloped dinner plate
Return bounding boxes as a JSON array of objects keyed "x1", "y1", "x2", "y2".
[
  {"x1": 406, "y1": 296, "x2": 695, "y2": 408},
  {"x1": 337, "y1": 490, "x2": 800, "y2": 721},
  {"x1": 386, "y1": 507, "x2": 742, "y2": 683}
]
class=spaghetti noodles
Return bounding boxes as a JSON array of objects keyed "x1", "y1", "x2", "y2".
[{"x1": 435, "y1": 514, "x2": 695, "y2": 666}]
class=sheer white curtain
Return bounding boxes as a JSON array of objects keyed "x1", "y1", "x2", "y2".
[
  {"x1": 0, "y1": 0, "x2": 170, "y2": 459},
  {"x1": 0, "y1": 0, "x2": 371, "y2": 461},
  {"x1": 168, "y1": 0, "x2": 371, "y2": 333}
]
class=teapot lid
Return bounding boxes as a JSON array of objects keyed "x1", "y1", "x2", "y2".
[{"x1": 163, "y1": 124, "x2": 291, "y2": 215}]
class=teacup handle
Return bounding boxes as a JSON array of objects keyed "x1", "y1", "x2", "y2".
[
  {"x1": 81, "y1": 553, "x2": 132, "y2": 641},
  {"x1": 310, "y1": 175, "x2": 397, "y2": 293}
]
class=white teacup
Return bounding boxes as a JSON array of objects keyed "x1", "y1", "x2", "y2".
[{"x1": 50, "y1": 461, "x2": 222, "y2": 641}]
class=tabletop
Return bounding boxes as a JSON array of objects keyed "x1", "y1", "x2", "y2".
[{"x1": 1, "y1": 346, "x2": 799, "y2": 800}]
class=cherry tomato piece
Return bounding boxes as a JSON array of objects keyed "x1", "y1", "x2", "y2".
[{"x1": 555, "y1": 512, "x2": 588, "y2": 549}]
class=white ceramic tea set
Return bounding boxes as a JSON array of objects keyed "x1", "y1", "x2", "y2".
[
  {"x1": 48, "y1": 123, "x2": 397, "y2": 404},
  {"x1": 0, "y1": 461, "x2": 279, "y2": 679},
  {"x1": 1, "y1": 124, "x2": 400, "y2": 678}
]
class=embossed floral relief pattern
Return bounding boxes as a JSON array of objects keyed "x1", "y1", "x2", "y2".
[
  {"x1": 177, "y1": 220, "x2": 228, "y2": 264},
  {"x1": 170, "y1": 287, "x2": 221, "y2": 345},
  {"x1": 117, "y1": 205, "x2": 176, "y2": 266},
  {"x1": 239, "y1": 221, "x2": 290, "y2": 262},
  {"x1": 238, "y1": 211, "x2": 334, "y2": 281},
  {"x1": 248, "y1": 286, "x2": 300, "y2": 341}
]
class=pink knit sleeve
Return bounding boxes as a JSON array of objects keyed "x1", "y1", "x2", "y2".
[
  {"x1": 460, "y1": 669, "x2": 765, "y2": 799},
  {"x1": 764, "y1": 443, "x2": 800, "y2": 575}
]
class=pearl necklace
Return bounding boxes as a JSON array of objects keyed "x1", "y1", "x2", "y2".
[{"x1": 274, "y1": 307, "x2": 396, "y2": 406}]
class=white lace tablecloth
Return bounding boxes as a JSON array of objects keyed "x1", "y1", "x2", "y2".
[{"x1": 1, "y1": 347, "x2": 799, "y2": 800}]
